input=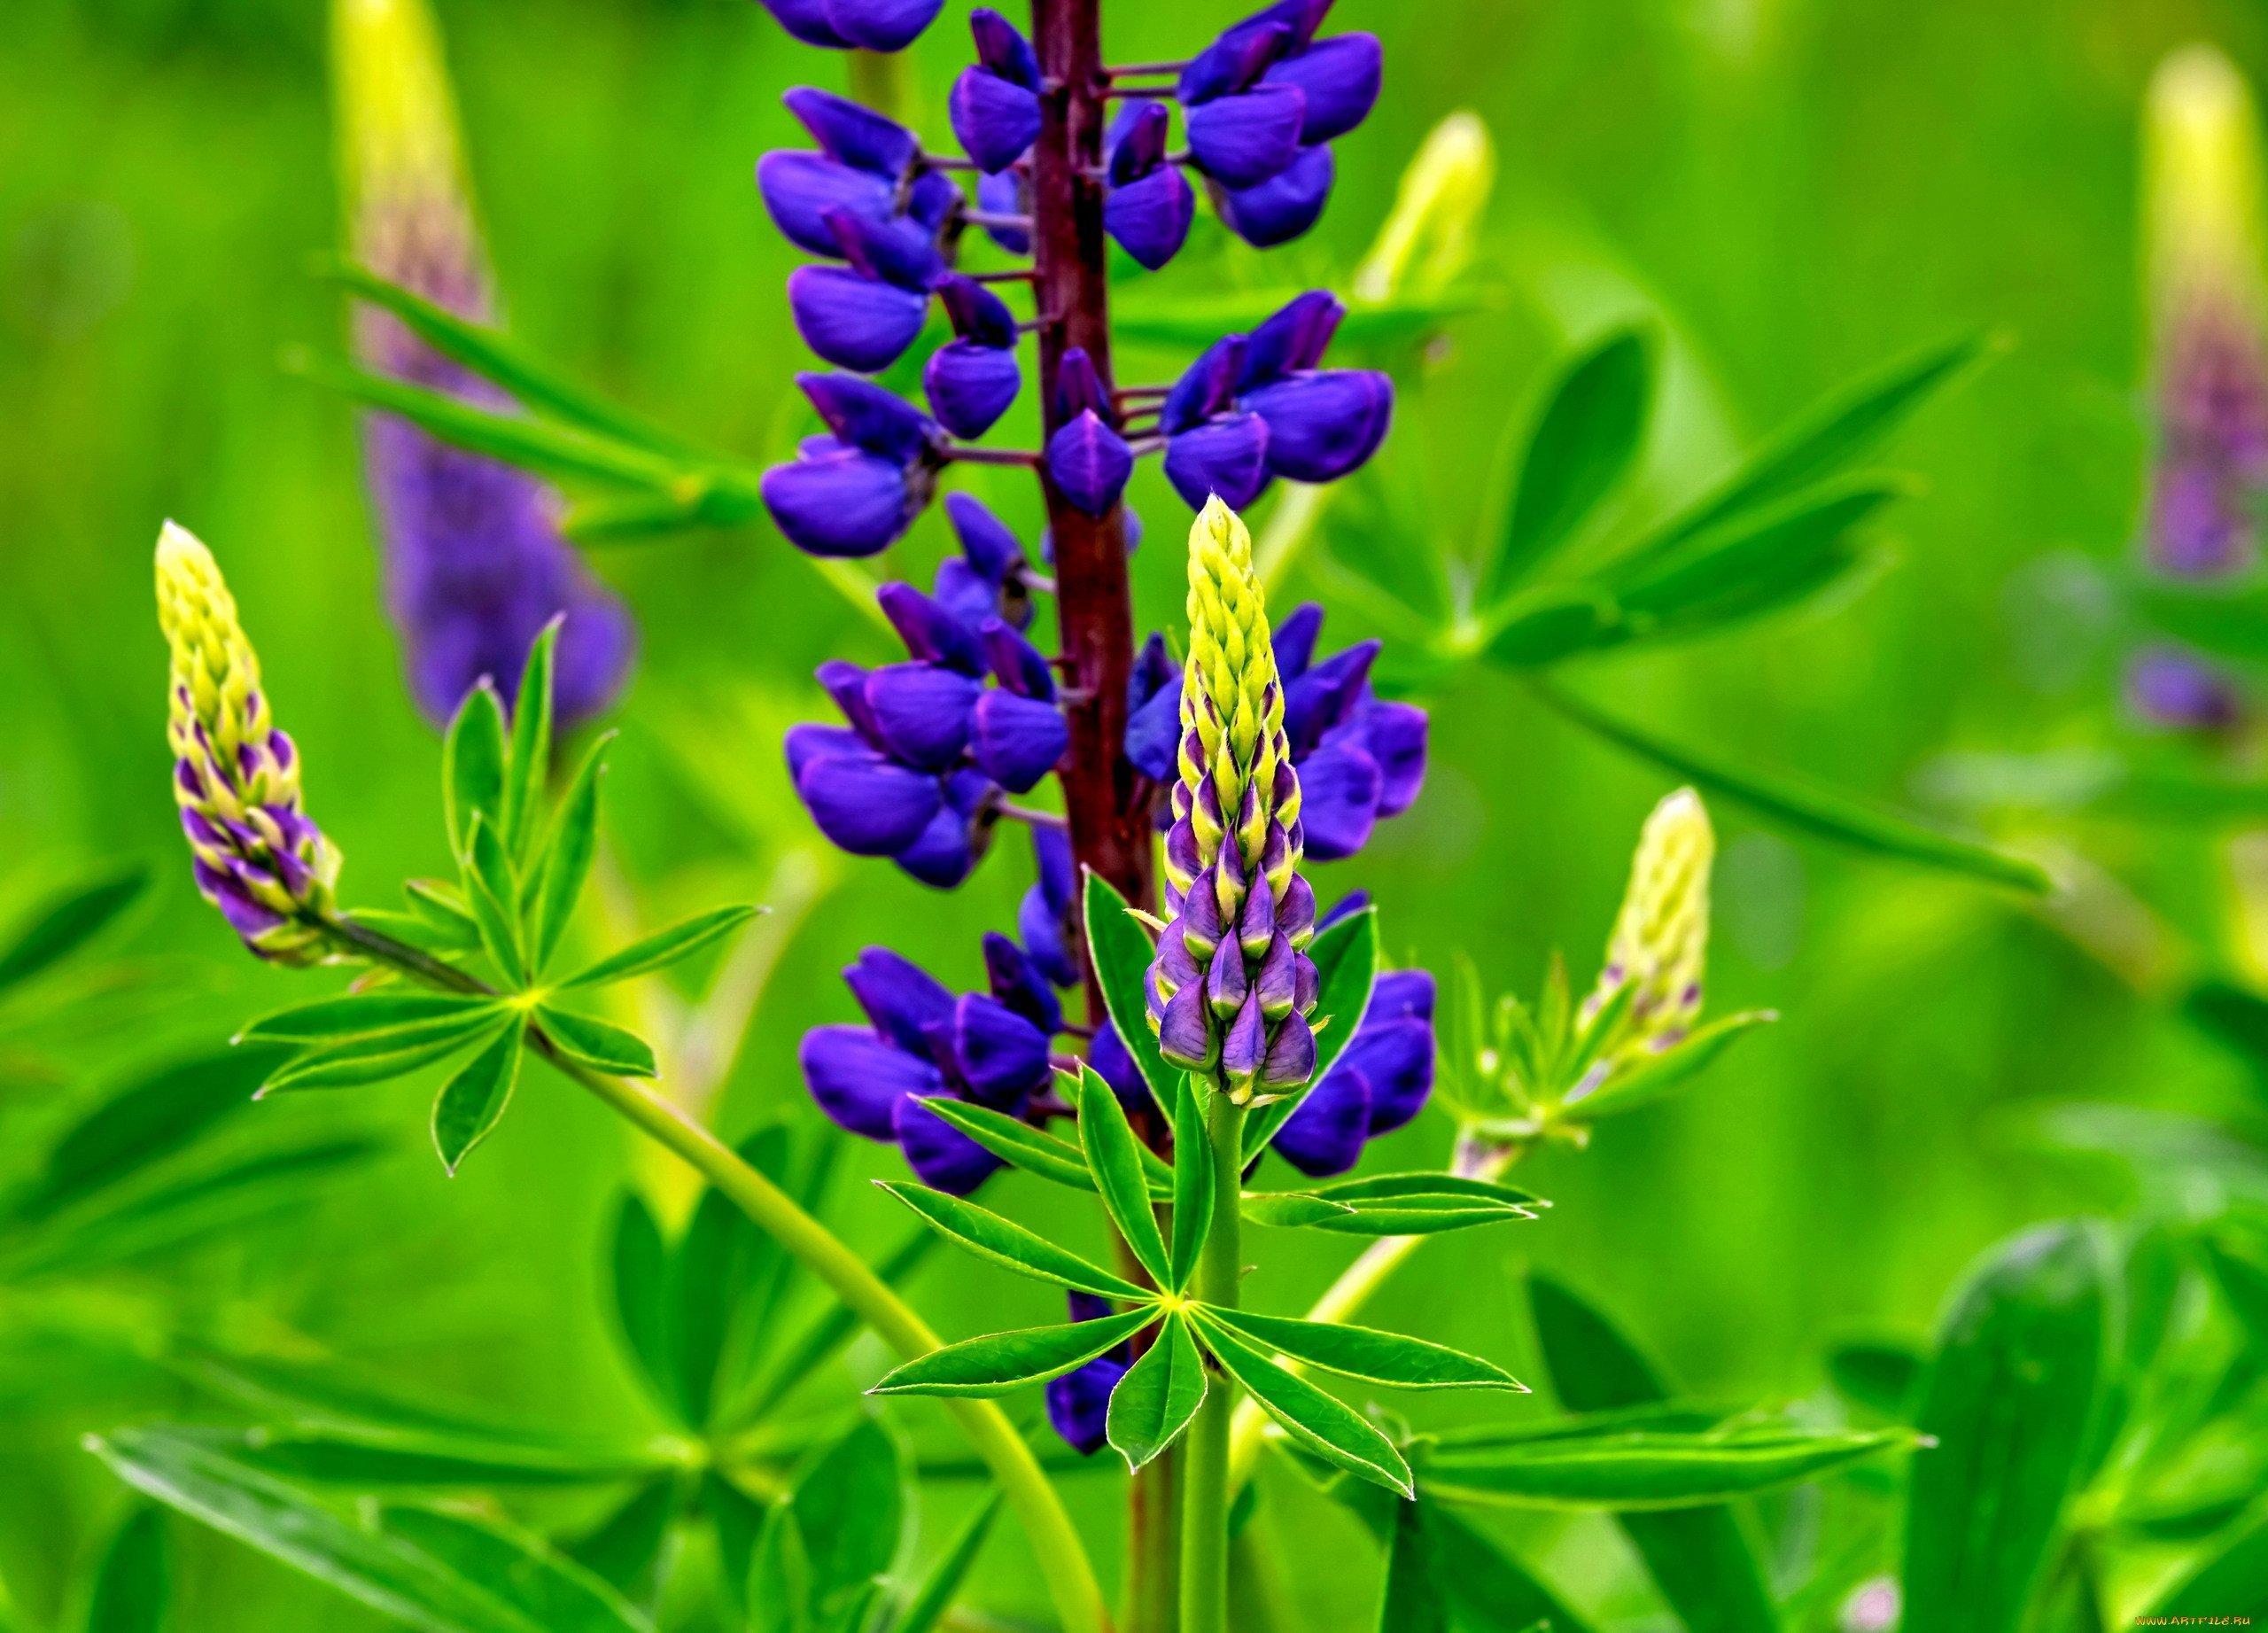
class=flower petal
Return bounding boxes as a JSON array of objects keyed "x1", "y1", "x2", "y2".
[
  {"x1": 762, "y1": 447, "x2": 920, "y2": 558},
  {"x1": 972, "y1": 690, "x2": 1069, "y2": 793},
  {"x1": 1215, "y1": 143, "x2": 1335, "y2": 247},
  {"x1": 1293, "y1": 739, "x2": 1384, "y2": 862},
  {"x1": 756, "y1": 152, "x2": 894, "y2": 257},
  {"x1": 1186, "y1": 83, "x2": 1309, "y2": 189},
  {"x1": 1271, "y1": 1064, "x2": 1371, "y2": 1176},
  {"x1": 1105, "y1": 166, "x2": 1197, "y2": 271},
  {"x1": 863, "y1": 661, "x2": 981, "y2": 770},
  {"x1": 1244, "y1": 368, "x2": 1393, "y2": 484},
  {"x1": 951, "y1": 65, "x2": 1044, "y2": 173},
  {"x1": 782, "y1": 86, "x2": 919, "y2": 175},
  {"x1": 801, "y1": 1023, "x2": 940, "y2": 1139},
  {"x1": 1045, "y1": 410, "x2": 1134, "y2": 517},
  {"x1": 1263, "y1": 33, "x2": 1382, "y2": 144},
  {"x1": 821, "y1": 0, "x2": 944, "y2": 52},
  {"x1": 951, "y1": 991, "x2": 1052, "y2": 1106},
  {"x1": 796, "y1": 750, "x2": 943, "y2": 854},
  {"x1": 894, "y1": 1094, "x2": 1005, "y2": 1194},
  {"x1": 844, "y1": 947, "x2": 958, "y2": 1055},
  {"x1": 924, "y1": 339, "x2": 1024, "y2": 439},
  {"x1": 788, "y1": 266, "x2": 933, "y2": 373},
  {"x1": 1163, "y1": 411, "x2": 1272, "y2": 510}
]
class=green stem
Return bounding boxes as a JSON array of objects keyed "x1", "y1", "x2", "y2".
[
  {"x1": 313, "y1": 914, "x2": 1111, "y2": 1633},
  {"x1": 1223, "y1": 1134, "x2": 1526, "y2": 1491},
  {"x1": 1178, "y1": 1089, "x2": 1246, "y2": 1633}
]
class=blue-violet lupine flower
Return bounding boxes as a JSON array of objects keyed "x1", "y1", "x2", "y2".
[
  {"x1": 788, "y1": 204, "x2": 943, "y2": 373},
  {"x1": 950, "y1": 9, "x2": 1044, "y2": 174},
  {"x1": 1131, "y1": 601, "x2": 1426, "y2": 860},
  {"x1": 975, "y1": 167, "x2": 1034, "y2": 255},
  {"x1": 2129, "y1": 644, "x2": 2243, "y2": 730},
  {"x1": 1146, "y1": 498, "x2": 1320, "y2": 1099},
  {"x1": 337, "y1": 0, "x2": 632, "y2": 728},
  {"x1": 157, "y1": 522, "x2": 343, "y2": 966},
  {"x1": 800, "y1": 937, "x2": 1066, "y2": 1194},
  {"x1": 1046, "y1": 1291, "x2": 1134, "y2": 1453},
  {"x1": 924, "y1": 275, "x2": 1024, "y2": 438},
  {"x1": 1045, "y1": 348, "x2": 1135, "y2": 517},
  {"x1": 758, "y1": 89, "x2": 959, "y2": 262},
  {"x1": 753, "y1": 0, "x2": 944, "y2": 56},
  {"x1": 761, "y1": 373, "x2": 945, "y2": 557},
  {"x1": 1272, "y1": 968, "x2": 1434, "y2": 1174},
  {"x1": 1105, "y1": 101, "x2": 1197, "y2": 271}
]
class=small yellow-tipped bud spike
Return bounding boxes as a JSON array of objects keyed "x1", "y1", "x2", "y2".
[
  {"x1": 1352, "y1": 111, "x2": 1496, "y2": 304},
  {"x1": 2147, "y1": 45, "x2": 2268, "y2": 348},
  {"x1": 157, "y1": 519, "x2": 270, "y2": 768},
  {"x1": 1588, "y1": 786, "x2": 1713, "y2": 1047},
  {"x1": 333, "y1": 0, "x2": 486, "y2": 307}
]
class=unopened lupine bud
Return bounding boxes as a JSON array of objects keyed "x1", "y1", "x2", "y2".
[
  {"x1": 1351, "y1": 111, "x2": 1495, "y2": 303},
  {"x1": 156, "y1": 523, "x2": 341, "y2": 965},
  {"x1": 1146, "y1": 497, "x2": 1318, "y2": 1100},
  {"x1": 1584, "y1": 787, "x2": 1713, "y2": 1051}
]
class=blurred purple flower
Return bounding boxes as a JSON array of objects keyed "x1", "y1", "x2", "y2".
[{"x1": 1273, "y1": 968, "x2": 1435, "y2": 1175}]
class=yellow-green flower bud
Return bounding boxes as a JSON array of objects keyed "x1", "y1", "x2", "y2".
[
  {"x1": 1351, "y1": 111, "x2": 1496, "y2": 305},
  {"x1": 158, "y1": 522, "x2": 340, "y2": 964},
  {"x1": 1585, "y1": 786, "x2": 1713, "y2": 1051}
]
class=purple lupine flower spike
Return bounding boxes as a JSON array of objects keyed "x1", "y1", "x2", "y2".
[{"x1": 337, "y1": 0, "x2": 632, "y2": 729}]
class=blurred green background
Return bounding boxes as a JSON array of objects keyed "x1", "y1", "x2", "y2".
[{"x1": 7, "y1": 0, "x2": 2268, "y2": 1626}]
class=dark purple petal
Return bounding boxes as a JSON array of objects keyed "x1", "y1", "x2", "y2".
[
  {"x1": 788, "y1": 266, "x2": 932, "y2": 373},
  {"x1": 1162, "y1": 337, "x2": 1245, "y2": 434},
  {"x1": 1221, "y1": 992, "x2": 1268, "y2": 1085},
  {"x1": 1179, "y1": 17, "x2": 1295, "y2": 102},
  {"x1": 801, "y1": 1024, "x2": 941, "y2": 1139},
  {"x1": 1046, "y1": 411, "x2": 1134, "y2": 517},
  {"x1": 826, "y1": 206, "x2": 944, "y2": 291},
  {"x1": 1164, "y1": 412, "x2": 1272, "y2": 510},
  {"x1": 782, "y1": 86, "x2": 919, "y2": 175},
  {"x1": 895, "y1": 1095, "x2": 1004, "y2": 1194},
  {"x1": 1053, "y1": 347, "x2": 1114, "y2": 422},
  {"x1": 1344, "y1": 1015, "x2": 1433, "y2": 1135},
  {"x1": 1317, "y1": 889, "x2": 1368, "y2": 929},
  {"x1": 762, "y1": 447, "x2": 920, "y2": 557},
  {"x1": 1284, "y1": 640, "x2": 1378, "y2": 750},
  {"x1": 1033, "y1": 822, "x2": 1076, "y2": 913},
  {"x1": 1104, "y1": 167, "x2": 1197, "y2": 272},
  {"x1": 1125, "y1": 671, "x2": 1184, "y2": 781},
  {"x1": 1090, "y1": 1020, "x2": 1156, "y2": 1116},
  {"x1": 1107, "y1": 99, "x2": 1173, "y2": 182},
  {"x1": 1271, "y1": 1066, "x2": 1371, "y2": 1176},
  {"x1": 757, "y1": 152, "x2": 896, "y2": 257},
  {"x1": 1273, "y1": 603, "x2": 1323, "y2": 679},
  {"x1": 972, "y1": 690, "x2": 1069, "y2": 792},
  {"x1": 1260, "y1": 1010, "x2": 1317, "y2": 1088},
  {"x1": 970, "y1": 6, "x2": 1042, "y2": 86},
  {"x1": 924, "y1": 340, "x2": 1023, "y2": 439},
  {"x1": 984, "y1": 929, "x2": 1064, "y2": 1035},
  {"x1": 1353, "y1": 696, "x2": 1427, "y2": 816},
  {"x1": 1370, "y1": 968, "x2": 1436, "y2": 1023},
  {"x1": 1245, "y1": 369, "x2": 1393, "y2": 483},
  {"x1": 947, "y1": 493, "x2": 1027, "y2": 584},
  {"x1": 1262, "y1": 33, "x2": 1381, "y2": 143},
  {"x1": 1020, "y1": 880, "x2": 1077, "y2": 988},
  {"x1": 1215, "y1": 144, "x2": 1335, "y2": 247},
  {"x1": 820, "y1": 0, "x2": 944, "y2": 51},
  {"x1": 1186, "y1": 84, "x2": 1309, "y2": 189},
  {"x1": 796, "y1": 752, "x2": 944, "y2": 854},
  {"x1": 935, "y1": 275, "x2": 1021, "y2": 347},
  {"x1": 1241, "y1": 291, "x2": 1345, "y2": 386},
  {"x1": 799, "y1": 372, "x2": 940, "y2": 462},
  {"x1": 785, "y1": 721, "x2": 870, "y2": 780},
  {"x1": 863, "y1": 662, "x2": 981, "y2": 769},
  {"x1": 756, "y1": 0, "x2": 852, "y2": 47},
  {"x1": 844, "y1": 947, "x2": 958, "y2": 1055},
  {"x1": 1295, "y1": 740, "x2": 1385, "y2": 861},
  {"x1": 976, "y1": 169, "x2": 1032, "y2": 253},
  {"x1": 982, "y1": 618, "x2": 1056, "y2": 699},
  {"x1": 1206, "y1": 940, "x2": 1250, "y2": 1016},
  {"x1": 2128, "y1": 647, "x2": 2243, "y2": 730},
  {"x1": 1253, "y1": 928, "x2": 1298, "y2": 1017},
  {"x1": 1046, "y1": 1348, "x2": 1127, "y2": 1454},
  {"x1": 894, "y1": 797, "x2": 983, "y2": 887},
  {"x1": 951, "y1": 991, "x2": 1052, "y2": 1106},
  {"x1": 878, "y1": 582, "x2": 988, "y2": 673},
  {"x1": 1158, "y1": 982, "x2": 1216, "y2": 1069},
  {"x1": 951, "y1": 66, "x2": 1044, "y2": 173},
  {"x1": 817, "y1": 658, "x2": 884, "y2": 743}
]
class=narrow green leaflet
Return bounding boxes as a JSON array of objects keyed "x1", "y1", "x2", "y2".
[
  {"x1": 1483, "y1": 327, "x2": 1653, "y2": 604},
  {"x1": 913, "y1": 1098, "x2": 1099, "y2": 1192},
  {"x1": 788, "y1": 1417, "x2": 905, "y2": 1609},
  {"x1": 2148, "y1": 1510, "x2": 2268, "y2": 1619},
  {"x1": 1169, "y1": 1074, "x2": 1216, "y2": 1290},
  {"x1": 1422, "y1": 1425, "x2": 1912, "y2": 1509},
  {"x1": 88, "y1": 1427, "x2": 651, "y2": 1633},
  {"x1": 238, "y1": 992, "x2": 500, "y2": 1045},
  {"x1": 1083, "y1": 871, "x2": 1178, "y2": 1123},
  {"x1": 1203, "y1": 1308, "x2": 1523, "y2": 1391},
  {"x1": 0, "y1": 865, "x2": 145, "y2": 995},
  {"x1": 1106, "y1": 1310, "x2": 1208, "y2": 1472},
  {"x1": 1193, "y1": 1310, "x2": 1413, "y2": 1496},
  {"x1": 537, "y1": 1007, "x2": 659, "y2": 1079},
  {"x1": 443, "y1": 684, "x2": 509, "y2": 857},
  {"x1": 462, "y1": 816, "x2": 527, "y2": 984},
  {"x1": 562, "y1": 906, "x2": 762, "y2": 990},
  {"x1": 1077, "y1": 1061, "x2": 1172, "y2": 1284},
  {"x1": 1902, "y1": 1222, "x2": 2110, "y2": 1633},
  {"x1": 1427, "y1": 1505, "x2": 1601, "y2": 1633},
  {"x1": 1266, "y1": 1172, "x2": 1546, "y2": 1236},
  {"x1": 1238, "y1": 1191, "x2": 1360, "y2": 1228},
  {"x1": 868, "y1": 1308, "x2": 1157, "y2": 1396},
  {"x1": 1559, "y1": 1010, "x2": 1776, "y2": 1122},
  {"x1": 2128, "y1": 576, "x2": 2268, "y2": 666},
  {"x1": 192, "y1": 1424, "x2": 662, "y2": 1488},
  {"x1": 12, "y1": 1046, "x2": 281, "y2": 1222},
  {"x1": 1375, "y1": 1495, "x2": 1451, "y2": 1633},
  {"x1": 1828, "y1": 1341, "x2": 1923, "y2": 1419},
  {"x1": 528, "y1": 735, "x2": 611, "y2": 973},
  {"x1": 431, "y1": 1023, "x2": 525, "y2": 1174},
  {"x1": 2204, "y1": 1231, "x2": 2268, "y2": 1345},
  {"x1": 890, "y1": 1493, "x2": 998, "y2": 1633},
  {"x1": 564, "y1": 1475, "x2": 678, "y2": 1610},
  {"x1": 259, "y1": 1017, "x2": 500, "y2": 1093},
  {"x1": 1532, "y1": 680, "x2": 2053, "y2": 895},
  {"x1": 874, "y1": 1182, "x2": 1149, "y2": 1299},
  {"x1": 610, "y1": 1194, "x2": 674, "y2": 1418},
  {"x1": 501, "y1": 622, "x2": 556, "y2": 859},
  {"x1": 1482, "y1": 585, "x2": 1624, "y2": 668},
  {"x1": 404, "y1": 880, "x2": 483, "y2": 945},
  {"x1": 86, "y1": 1507, "x2": 170, "y2": 1633},
  {"x1": 1246, "y1": 907, "x2": 1379, "y2": 1159},
  {"x1": 1528, "y1": 1272, "x2": 1778, "y2": 1633}
]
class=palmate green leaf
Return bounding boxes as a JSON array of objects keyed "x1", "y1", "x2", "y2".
[
  {"x1": 1169, "y1": 1075, "x2": 1216, "y2": 1291},
  {"x1": 874, "y1": 1181, "x2": 1148, "y2": 1299},
  {"x1": 87, "y1": 1506, "x2": 170, "y2": 1633},
  {"x1": 190, "y1": 1424, "x2": 664, "y2": 1488},
  {"x1": 1828, "y1": 1341, "x2": 1923, "y2": 1419},
  {"x1": 739, "y1": 1226, "x2": 937, "y2": 1424},
  {"x1": 1203, "y1": 1307, "x2": 1524, "y2": 1391},
  {"x1": 537, "y1": 1007, "x2": 658, "y2": 1078},
  {"x1": 0, "y1": 864, "x2": 146, "y2": 996},
  {"x1": 868, "y1": 1307, "x2": 1157, "y2": 1397},
  {"x1": 1558, "y1": 1009, "x2": 1776, "y2": 1122},
  {"x1": 1421, "y1": 1424, "x2": 1913, "y2": 1509},
  {"x1": 1613, "y1": 330, "x2": 1991, "y2": 574},
  {"x1": 257, "y1": 1013, "x2": 502, "y2": 1093},
  {"x1": 1532, "y1": 680, "x2": 2054, "y2": 895},
  {"x1": 562, "y1": 906, "x2": 762, "y2": 990},
  {"x1": 890, "y1": 1493, "x2": 999, "y2": 1633},
  {"x1": 1376, "y1": 1495, "x2": 1451, "y2": 1633},
  {"x1": 672, "y1": 1127, "x2": 799, "y2": 1428},
  {"x1": 1483, "y1": 327, "x2": 1653, "y2": 605},
  {"x1": 1903, "y1": 1221, "x2": 2110, "y2": 1633},
  {"x1": 1107, "y1": 1310, "x2": 1208, "y2": 1472},
  {"x1": 89, "y1": 1427, "x2": 652, "y2": 1633},
  {"x1": 749, "y1": 1506, "x2": 812, "y2": 1633},
  {"x1": 2148, "y1": 1507, "x2": 2268, "y2": 1619},
  {"x1": 1077, "y1": 1061, "x2": 1172, "y2": 1285},
  {"x1": 237, "y1": 992, "x2": 501, "y2": 1045},
  {"x1": 431, "y1": 1023, "x2": 526, "y2": 1175},
  {"x1": 913, "y1": 1097, "x2": 1098, "y2": 1191},
  {"x1": 1083, "y1": 870, "x2": 1178, "y2": 1126},
  {"x1": 1193, "y1": 1310, "x2": 1412, "y2": 1495},
  {"x1": 528, "y1": 735, "x2": 612, "y2": 975},
  {"x1": 501, "y1": 620, "x2": 557, "y2": 862},
  {"x1": 12, "y1": 1046, "x2": 282, "y2": 1223},
  {"x1": 1246, "y1": 907, "x2": 1379, "y2": 1159},
  {"x1": 444, "y1": 684, "x2": 509, "y2": 859},
  {"x1": 1528, "y1": 1272, "x2": 1777, "y2": 1633}
]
